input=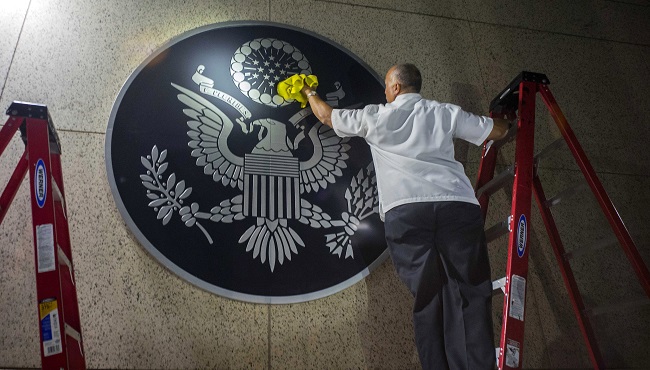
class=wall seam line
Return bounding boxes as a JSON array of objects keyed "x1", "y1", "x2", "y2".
[
  {"x1": 312, "y1": 0, "x2": 650, "y2": 47},
  {"x1": 0, "y1": 0, "x2": 32, "y2": 103}
]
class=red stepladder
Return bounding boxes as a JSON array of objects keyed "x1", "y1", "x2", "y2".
[
  {"x1": 475, "y1": 72, "x2": 650, "y2": 370},
  {"x1": 0, "y1": 102, "x2": 86, "y2": 370}
]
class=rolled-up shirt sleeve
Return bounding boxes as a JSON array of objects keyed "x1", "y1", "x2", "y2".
[
  {"x1": 331, "y1": 108, "x2": 368, "y2": 138},
  {"x1": 453, "y1": 109, "x2": 494, "y2": 146}
]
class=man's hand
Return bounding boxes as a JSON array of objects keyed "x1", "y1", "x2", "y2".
[{"x1": 485, "y1": 118, "x2": 513, "y2": 141}]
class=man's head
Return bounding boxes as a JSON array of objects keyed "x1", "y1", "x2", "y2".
[{"x1": 384, "y1": 63, "x2": 422, "y2": 103}]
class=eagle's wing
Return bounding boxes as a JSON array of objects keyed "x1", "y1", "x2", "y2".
[
  {"x1": 299, "y1": 123, "x2": 350, "y2": 193},
  {"x1": 172, "y1": 83, "x2": 244, "y2": 190}
]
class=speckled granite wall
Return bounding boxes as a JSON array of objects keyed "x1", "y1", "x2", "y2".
[{"x1": 1, "y1": 0, "x2": 649, "y2": 369}]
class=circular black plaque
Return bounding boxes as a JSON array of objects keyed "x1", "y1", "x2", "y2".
[{"x1": 106, "y1": 21, "x2": 388, "y2": 303}]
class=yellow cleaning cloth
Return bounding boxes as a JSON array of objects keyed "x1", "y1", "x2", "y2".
[{"x1": 277, "y1": 74, "x2": 319, "y2": 108}]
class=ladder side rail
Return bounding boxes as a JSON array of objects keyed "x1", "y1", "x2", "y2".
[
  {"x1": 55, "y1": 203, "x2": 86, "y2": 369},
  {"x1": 50, "y1": 151, "x2": 86, "y2": 368},
  {"x1": 532, "y1": 174, "x2": 604, "y2": 369},
  {"x1": 476, "y1": 140, "x2": 499, "y2": 220},
  {"x1": 0, "y1": 116, "x2": 23, "y2": 157},
  {"x1": 0, "y1": 115, "x2": 28, "y2": 224},
  {"x1": 498, "y1": 81, "x2": 537, "y2": 370},
  {"x1": 52, "y1": 178, "x2": 83, "y2": 331},
  {"x1": 57, "y1": 263, "x2": 85, "y2": 370},
  {"x1": 50, "y1": 150, "x2": 66, "y2": 206},
  {"x1": 0, "y1": 152, "x2": 29, "y2": 224},
  {"x1": 538, "y1": 86, "x2": 650, "y2": 298},
  {"x1": 474, "y1": 112, "x2": 516, "y2": 221},
  {"x1": 26, "y1": 117, "x2": 68, "y2": 370}
]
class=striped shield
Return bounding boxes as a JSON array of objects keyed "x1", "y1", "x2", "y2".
[{"x1": 243, "y1": 153, "x2": 301, "y2": 220}]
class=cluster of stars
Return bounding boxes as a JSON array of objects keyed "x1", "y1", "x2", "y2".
[
  {"x1": 231, "y1": 39, "x2": 311, "y2": 107},
  {"x1": 247, "y1": 55, "x2": 297, "y2": 89}
]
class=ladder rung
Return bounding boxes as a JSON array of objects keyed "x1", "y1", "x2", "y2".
[
  {"x1": 492, "y1": 277, "x2": 506, "y2": 295},
  {"x1": 58, "y1": 246, "x2": 72, "y2": 269},
  {"x1": 58, "y1": 246, "x2": 76, "y2": 285},
  {"x1": 52, "y1": 178, "x2": 65, "y2": 203},
  {"x1": 52, "y1": 179, "x2": 63, "y2": 202},
  {"x1": 534, "y1": 137, "x2": 566, "y2": 164},
  {"x1": 545, "y1": 182, "x2": 589, "y2": 208},
  {"x1": 476, "y1": 165, "x2": 515, "y2": 198},
  {"x1": 564, "y1": 235, "x2": 619, "y2": 261},
  {"x1": 585, "y1": 297, "x2": 650, "y2": 317},
  {"x1": 65, "y1": 323, "x2": 82, "y2": 343},
  {"x1": 52, "y1": 179, "x2": 67, "y2": 219},
  {"x1": 485, "y1": 217, "x2": 511, "y2": 243}
]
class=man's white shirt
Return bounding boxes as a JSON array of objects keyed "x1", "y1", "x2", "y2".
[{"x1": 331, "y1": 93, "x2": 493, "y2": 220}]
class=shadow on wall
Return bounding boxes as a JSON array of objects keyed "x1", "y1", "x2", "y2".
[
  {"x1": 526, "y1": 225, "x2": 593, "y2": 368},
  {"x1": 488, "y1": 162, "x2": 650, "y2": 368},
  {"x1": 356, "y1": 261, "x2": 421, "y2": 369}
]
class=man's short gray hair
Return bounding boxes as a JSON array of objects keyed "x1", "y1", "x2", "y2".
[{"x1": 393, "y1": 64, "x2": 422, "y2": 93}]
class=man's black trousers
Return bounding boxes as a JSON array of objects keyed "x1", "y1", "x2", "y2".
[{"x1": 384, "y1": 201, "x2": 494, "y2": 370}]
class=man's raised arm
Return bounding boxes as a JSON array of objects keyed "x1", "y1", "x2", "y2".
[
  {"x1": 486, "y1": 118, "x2": 511, "y2": 141},
  {"x1": 301, "y1": 85, "x2": 334, "y2": 128}
]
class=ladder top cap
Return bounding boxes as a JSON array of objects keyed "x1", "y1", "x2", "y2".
[
  {"x1": 489, "y1": 71, "x2": 551, "y2": 113},
  {"x1": 5, "y1": 101, "x2": 61, "y2": 154},
  {"x1": 518, "y1": 71, "x2": 550, "y2": 84},
  {"x1": 6, "y1": 101, "x2": 50, "y2": 120}
]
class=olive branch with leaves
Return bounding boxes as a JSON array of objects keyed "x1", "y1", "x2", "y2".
[
  {"x1": 299, "y1": 164, "x2": 379, "y2": 259},
  {"x1": 140, "y1": 145, "x2": 379, "y2": 266},
  {"x1": 140, "y1": 145, "x2": 213, "y2": 244}
]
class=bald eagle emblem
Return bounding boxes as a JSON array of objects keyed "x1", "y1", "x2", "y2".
[{"x1": 140, "y1": 38, "x2": 378, "y2": 272}]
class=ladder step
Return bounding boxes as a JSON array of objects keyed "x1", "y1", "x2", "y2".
[
  {"x1": 64, "y1": 323, "x2": 82, "y2": 343},
  {"x1": 492, "y1": 277, "x2": 507, "y2": 295},
  {"x1": 584, "y1": 297, "x2": 650, "y2": 317},
  {"x1": 564, "y1": 235, "x2": 619, "y2": 261},
  {"x1": 534, "y1": 137, "x2": 565, "y2": 164},
  {"x1": 485, "y1": 217, "x2": 511, "y2": 243},
  {"x1": 476, "y1": 165, "x2": 515, "y2": 198},
  {"x1": 52, "y1": 179, "x2": 67, "y2": 219},
  {"x1": 57, "y1": 246, "x2": 77, "y2": 287},
  {"x1": 57, "y1": 246, "x2": 72, "y2": 269},
  {"x1": 545, "y1": 182, "x2": 589, "y2": 208},
  {"x1": 52, "y1": 178, "x2": 63, "y2": 202}
]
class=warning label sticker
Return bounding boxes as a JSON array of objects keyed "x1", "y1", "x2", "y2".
[
  {"x1": 39, "y1": 299, "x2": 62, "y2": 357},
  {"x1": 36, "y1": 224, "x2": 55, "y2": 273},
  {"x1": 505, "y1": 339, "x2": 520, "y2": 368},
  {"x1": 509, "y1": 274, "x2": 526, "y2": 321}
]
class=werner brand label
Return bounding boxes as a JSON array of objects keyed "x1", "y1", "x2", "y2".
[
  {"x1": 35, "y1": 158, "x2": 47, "y2": 208},
  {"x1": 516, "y1": 214, "x2": 527, "y2": 257}
]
